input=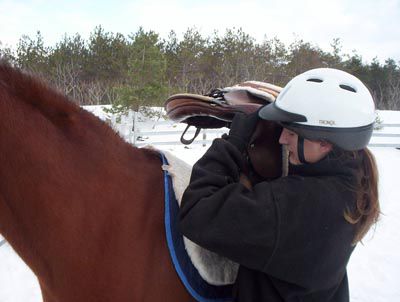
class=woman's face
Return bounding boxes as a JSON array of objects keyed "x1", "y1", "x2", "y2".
[{"x1": 279, "y1": 128, "x2": 333, "y2": 165}]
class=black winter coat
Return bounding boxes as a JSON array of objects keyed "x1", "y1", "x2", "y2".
[{"x1": 179, "y1": 138, "x2": 360, "y2": 302}]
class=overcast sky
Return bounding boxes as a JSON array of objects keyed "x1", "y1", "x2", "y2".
[{"x1": 1, "y1": 0, "x2": 399, "y2": 63}]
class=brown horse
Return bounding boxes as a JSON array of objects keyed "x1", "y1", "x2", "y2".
[
  {"x1": 0, "y1": 61, "x2": 282, "y2": 302},
  {"x1": 0, "y1": 61, "x2": 193, "y2": 302}
]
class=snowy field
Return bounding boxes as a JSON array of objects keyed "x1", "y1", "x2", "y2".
[{"x1": 0, "y1": 108, "x2": 399, "y2": 301}]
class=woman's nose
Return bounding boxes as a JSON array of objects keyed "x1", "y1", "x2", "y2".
[{"x1": 279, "y1": 129, "x2": 288, "y2": 144}]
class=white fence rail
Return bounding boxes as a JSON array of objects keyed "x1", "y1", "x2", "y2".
[
  {"x1": 134, "y1": 128, "x2": 228, "y2": 147},
  {"x1": 131, "y1": 123, "x2": 400, "y2": 149},
  {"x1": 369, "y1": 123, "x2": 400, "y2": 148},
  {"x1": 81, "y1": 106, "x2": 400, "y2": 149}
]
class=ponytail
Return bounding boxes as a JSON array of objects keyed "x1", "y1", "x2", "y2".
[{"x1": 343, "y1": 148, "x2": 380, "y2": 244}]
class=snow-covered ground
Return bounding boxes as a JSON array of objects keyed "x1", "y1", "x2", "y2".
[{"x1": 1, "y1": 107, "x2": 399, "y2": 301}]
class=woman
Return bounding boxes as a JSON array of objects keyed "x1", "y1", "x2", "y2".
[{"x1": 179, "y1": 68, "x2": 380, "y2": 301}]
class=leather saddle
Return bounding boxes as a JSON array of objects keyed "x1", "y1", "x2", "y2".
[
  {"x1": 165, "y1": 81, "x2": 282, "y2": 129},
  {"x1": 164, "y1": 81, "x2": 287, "y2": 181}
]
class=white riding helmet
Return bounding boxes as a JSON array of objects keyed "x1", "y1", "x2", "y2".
[{"x1": 259, "y1": 68, "x2": 375, "y2": 151}]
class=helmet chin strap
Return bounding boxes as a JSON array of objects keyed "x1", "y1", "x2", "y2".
[{"x1": 297, "y1": 136, "x2": 309, "y2": 164}]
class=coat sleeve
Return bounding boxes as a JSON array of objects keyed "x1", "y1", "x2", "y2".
[{"x1": 179, "y1": 138, "x2": 279, "y2": 271}]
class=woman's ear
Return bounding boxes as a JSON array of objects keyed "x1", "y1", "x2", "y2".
[{"x1": 320, "y1": 141, "x2": 333, "y2": 154}]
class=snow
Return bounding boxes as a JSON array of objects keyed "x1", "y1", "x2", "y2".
[
  {"x1": 1, "y1": 107, "x2": 399, "y2": 301},
  {"x1": 347, "y1": 147, "x2": 400, "y2": 301}
]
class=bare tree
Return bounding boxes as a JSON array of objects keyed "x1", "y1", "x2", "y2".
[{"x1": 385, "y1": 76, "x2": 400, "y2": 110}]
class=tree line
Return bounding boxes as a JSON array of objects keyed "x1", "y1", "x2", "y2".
[{"x1": 1, "y1": 26, "x2": 399, "y2": 110}]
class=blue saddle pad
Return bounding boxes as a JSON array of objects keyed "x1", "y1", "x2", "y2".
[{"x1": 161, "y1": 153, "x2": 233, "y2": 302}]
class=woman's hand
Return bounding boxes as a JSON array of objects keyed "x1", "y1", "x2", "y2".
[{"x1": 225, "y1": 111, "x2": 260, "y2": 153}]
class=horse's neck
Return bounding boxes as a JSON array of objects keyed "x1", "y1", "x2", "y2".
[{"x1": 0, "y1": 92, "x2": 163, "y2": 286}]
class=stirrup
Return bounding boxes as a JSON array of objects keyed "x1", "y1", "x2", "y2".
[{"x1": 180, "y1": 125, "x2": 201, "y2": 145}]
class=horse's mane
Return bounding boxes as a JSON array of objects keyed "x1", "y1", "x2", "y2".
[
  {"x1": 0, "y1": 60, "x2": 161, "y2": 162},
  {"x1": 0, "y1": 60, "x2": 119, "y2": 142},
  {"x1": 0, "y1": 60, "x2": 80, "y2": 121}
]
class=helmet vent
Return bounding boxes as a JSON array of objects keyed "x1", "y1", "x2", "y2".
[
  {"x1": 339, "y1": 84, "x2": 357, "y2": 93},
  {"x1": 307, "y1": 78, "x2": 323, "y2": 83}
]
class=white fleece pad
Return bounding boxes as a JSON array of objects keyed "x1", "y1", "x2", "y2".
[{"x1": 161, "y1": 149, "x2": 239, "y2": 286}]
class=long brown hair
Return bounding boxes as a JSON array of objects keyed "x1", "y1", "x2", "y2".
[{"x1": 341, "y1": 148, "x2": 380, "y2": 244}]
